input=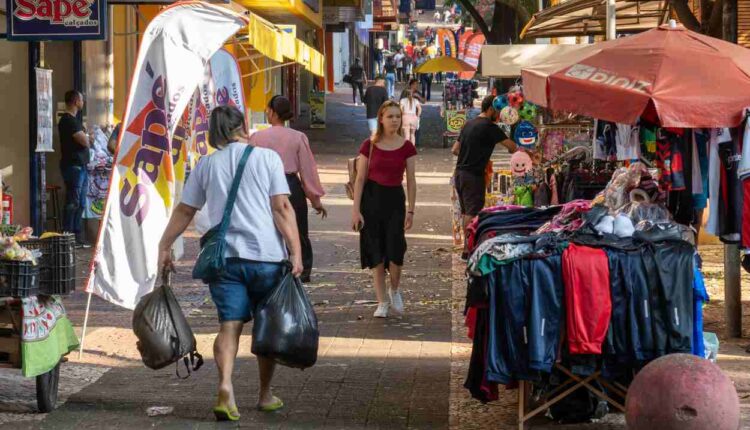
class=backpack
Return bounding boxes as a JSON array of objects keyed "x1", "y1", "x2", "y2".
[
  {"x1": 132, "y1": 272, "x2": 204, "y2": 378},
  {"x1": 345, "y1": 140, "x2": 375, "y2": 200}
]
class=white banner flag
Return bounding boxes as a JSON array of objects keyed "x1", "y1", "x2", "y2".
[{"x1": 86, "y1": 2, "x2": 248, "y2": 309}]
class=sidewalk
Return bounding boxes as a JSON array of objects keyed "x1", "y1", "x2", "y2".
[{"x1": 0, "y1": 85, "x2": 458, "y2": 430}]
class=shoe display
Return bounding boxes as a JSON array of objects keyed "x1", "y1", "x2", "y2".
[{"x1": 373, "y1": 303, "x2": 389, "y2": 318}]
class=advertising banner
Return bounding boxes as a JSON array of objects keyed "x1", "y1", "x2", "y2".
[
  {"x1": 6, "y1": 0, "x2": 107, "y2": 41},
  {"x1": 35, "y1": 68, "x2": 54, "y2": 152},
  {"x1": 457, "y1": 30, "x2": 474, "y2": 60},
  {"x1": 460, "y1": 33, "x2": 485, "y2": 79},
  {"x1": 86, "y1": 2, "x2": 248, "y2": 309}
]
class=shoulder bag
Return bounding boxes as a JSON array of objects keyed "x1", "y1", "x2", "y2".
[
  {"x1": 192, "y1": 145, "x2": 253, "y2": 282},
  {"x1": 345, "y1": 140, "x2": 375, "y2": 200}
]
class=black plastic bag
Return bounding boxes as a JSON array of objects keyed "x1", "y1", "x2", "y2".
[
  {"x1": 132, "y1": 273, "x2": 203, "y2": 377},
  {"x1": 251, "y1": 267, "x2": 319, "y2": 369}
]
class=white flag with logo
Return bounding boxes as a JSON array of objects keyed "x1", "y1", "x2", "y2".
[{"x1": 86, "y1": 2, "x2": 248, "y2": 309}]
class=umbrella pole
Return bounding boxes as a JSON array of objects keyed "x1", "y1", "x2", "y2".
[{"x1": 606, "y1": 0, "x2": 616, "y2": 40}]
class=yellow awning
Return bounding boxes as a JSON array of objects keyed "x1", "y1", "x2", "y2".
[
  {"x1": 244, "y1": 12, "x2": 325, "y2": 77},
  {"x1": 247, "y1": 13, "x2": 284, "y2": 63}
]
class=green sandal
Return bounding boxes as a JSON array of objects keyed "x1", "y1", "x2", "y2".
[
  {"x1": 257, "y1": 396, "x2": 284, "y2": 412},
  {"x1": 213, "y1": 405, "x2": 240, "y2": 421}
]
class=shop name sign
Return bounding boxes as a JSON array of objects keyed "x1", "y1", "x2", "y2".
[
  {"x1": 6, "y1": 0, "x2": 107, "y2": 41},
  {"x1": 565, "y1": 64, "x2": 652, "y2": 94}
]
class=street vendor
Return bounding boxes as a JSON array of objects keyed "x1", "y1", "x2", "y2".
[{"x1": 452, "y1": 95, "x2": 517, "y2": 259}]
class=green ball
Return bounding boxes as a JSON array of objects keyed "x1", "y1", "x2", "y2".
[{"x1": 519, "y1": 102, "x2": 538, "y2": 121}]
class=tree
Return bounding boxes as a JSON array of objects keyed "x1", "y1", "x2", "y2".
[
  {"x1": 670, "y1": 0, "x2": 723, "y2": 37},
  {"x1": 445, "y1": 0, "x2": 538, "y2": 44}
]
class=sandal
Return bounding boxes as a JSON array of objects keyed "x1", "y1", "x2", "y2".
[
  {"x1": 213, "y1": 405, "x2": 240, "y2": 421},
  {"x1": 257, "y1": 396, "x2": 284, "y2": 412}
]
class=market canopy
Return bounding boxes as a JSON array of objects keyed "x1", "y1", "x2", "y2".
[
  {"x1": 415, "y1": 56, "x2": 475, "y2": 73},
  {"x1": 481, "y1": 44, "x2": 588, "y2": 77},
  {"x1": 522, "y1": 22, "x2": 750, "y2": 128},
  {"x1": 244, "y1": 12, "x2": 325, "y2": 77},
  {"x1": 520, "y1": 0, "x2": 670, "y2": 39}
]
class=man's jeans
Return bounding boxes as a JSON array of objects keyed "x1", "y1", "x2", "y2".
[{"x1": 61, "y1": 165, "x2": 88, "y2": 240}]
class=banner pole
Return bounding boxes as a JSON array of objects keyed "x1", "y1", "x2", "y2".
[{"x1": 78, "y1": 292, "x2": 93, "y2": 360}]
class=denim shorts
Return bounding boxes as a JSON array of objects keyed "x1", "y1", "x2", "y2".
[{"x1": 208, "y1": 258, "x2": 285, "y2": 323}]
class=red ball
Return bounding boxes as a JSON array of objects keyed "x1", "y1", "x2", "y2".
[{"x1": 626, "y1": 353, "x2": 740, "y2": 430}]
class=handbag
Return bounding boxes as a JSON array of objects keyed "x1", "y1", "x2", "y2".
[
  {"x1": 345, "y1": 140, "x2": 375, "y2": 200},
  {"x1": 192, "y1": 145, "x2": 253, "y2": 282},
  {"x1": 343, "y1": 73, "x2": 352, "y2": 84}
]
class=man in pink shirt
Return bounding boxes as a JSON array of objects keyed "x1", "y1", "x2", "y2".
[{"x1": 249, "y1": 96, "x2": 327, "y2": 282}]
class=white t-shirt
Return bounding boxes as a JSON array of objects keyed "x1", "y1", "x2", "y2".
[
  {"x1": 394, "y1": 53, "x2": 405, "y2": 68},
  {"x1": 615, "y1": 123, "x2": 640, "y2": 161},
  {"x1": 400, "y1": 97, "x2": 421, "y2": 116},
  {"x1": 181, "y1": 142, "x2": 290, "y2": 262}
]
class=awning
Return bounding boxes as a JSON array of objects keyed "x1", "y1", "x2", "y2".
[
  {"x1": 243, "y1": 12, "x2": 325, "y2": 77},
  {"x1": 520, "y1": 0, "x2": 670, "y2": 39},
  {"x1": 481, "y1": 44, "x2": 589, "y2": 77}
]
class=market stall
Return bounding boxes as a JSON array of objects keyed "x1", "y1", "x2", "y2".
[
  {"x1": 462, "y1": 21, "x2": 750, "y2": 428},
  {"x1": 0, "y1": 226, "x2": 79, "y2": 412},
  {"x1": 414, "y1": 56, "x2": 480, "y2": 148}
]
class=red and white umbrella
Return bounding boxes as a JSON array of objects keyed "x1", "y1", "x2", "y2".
[{"x1": 522, "y1": 21, "x2": 750, "y2": 127}]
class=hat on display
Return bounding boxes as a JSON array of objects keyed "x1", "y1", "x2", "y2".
[
  {"x1": 519, "y1": 102, "x2": 538, "y2": 121},
  {"x1": 513, "y1": 120, "x2": 538, "y2": 149},
  {"x1": 493, "y1": 95, "x2": 509, "y2": 111},
  {"x1": 499, "y1": 106, "x2": 519, "y2": 125}
]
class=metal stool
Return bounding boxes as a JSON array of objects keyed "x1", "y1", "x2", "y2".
[{"x1": 46, "y1": 185, "x2": 62, "y2": 232}]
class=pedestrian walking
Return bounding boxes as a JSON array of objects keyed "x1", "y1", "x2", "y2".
[
  {"x1": 158, "y1": 105, "x2": 303, "y2": 421},
  {"x1": 58, "y1": 90, "x2": 91, "y2": 247},
  {"x1": 348, "y1": 58, "x2": 366, "y2": 105},
  {"x1": 363, "y1": 76, "x2": 389, "y2": 135},
  {"x1": 452, "y1": 96, "x2": 517, "y2": 258},
  {"x1": 351, "y1": 100, "x2": 417, "y2": 318},
  {"x1": 394, "y1": 49, "x2": 406, "y2": 83},
  {"x1": 400, "y1": 88, "x2": 421, "y2": 145},
  {"x1": 373, "y1": 47, "x2": 384, "y2": 78},
  {"x1": 383, "y1": 57, "x2": 397, "y2": 98},
  {"x1": 400, "y1": 79, "x2": 425, "y2": 146},
  {"x1": 420, "y1": 69, "x2": 433, "y2": 102},
  {"x1": 249, "y1": 95, "x2": 328, "y2": 283}
]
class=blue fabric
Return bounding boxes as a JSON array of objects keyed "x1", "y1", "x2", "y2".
[
  {"x1": 61, "y1": 164, "x2": 88, "y2": 238},
  {"x1": 693, "y1": 130, "x2": 710, "y2": 209},
  {"x1": 527, "y1": 255, "x2": 563, "y2": 372},
  {"x1": 692, "y1": 255, "x2": 709, "y2": 357},
  {"x1": 208, "y1": 258, "x2": 285, "y2": 322}
]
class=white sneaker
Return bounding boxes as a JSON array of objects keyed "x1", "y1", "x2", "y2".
[
  {"x1": 373, "y1": 303, "x2": 389, "y2": 318},
  {"x1": 389, "y1": 290, "x2": 404, "y2": 315}
]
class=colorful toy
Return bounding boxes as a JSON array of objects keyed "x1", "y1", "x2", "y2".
[
  {"x1": 499, "y1": 106, "x2": 519, "y2": 125},
  {"x1": 519, "y1": 102, "x2": 538, "y2": 121},
  {"x1": 492, "y1": 95, "x2": 509, "y2": 111},
  {"x1": 507, "y1": 91, "x2": 524, "y2": 109},
  {"x1": 510, "y1": 150, "x2": 533, "y2": 178},
  {"x1": 513, "y1": 120, "x2": 539, "y2": 149}
]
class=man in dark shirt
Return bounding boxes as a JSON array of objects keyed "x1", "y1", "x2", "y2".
[
  {"x1": 452, "y1": 95, "x2": 517, "y2": 257},
  {"x1": 58, "y1": 90, "x2": 91, "y2": 246},
  {"x1": 363, "y1": 76, "x2": 389, "y2": 136},
  {"x1": 348, "y1": 57, "x2": 367, "y2": 106}
]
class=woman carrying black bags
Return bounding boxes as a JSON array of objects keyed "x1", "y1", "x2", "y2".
[{"x1": 158, "y1": 106, "x2": 301, "y2": 421}]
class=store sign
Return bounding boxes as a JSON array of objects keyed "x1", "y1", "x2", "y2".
[{"x1": 6, "y1": 0, "x2": 107, "y2": 41}]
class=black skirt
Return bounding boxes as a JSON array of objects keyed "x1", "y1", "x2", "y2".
[{"x1": 360, "y1": 180, "x2": 407, "y2": 269}]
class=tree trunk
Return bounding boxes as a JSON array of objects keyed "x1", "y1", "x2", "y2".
[
  {"x1": 454, "y1": 0, "x2": 492, "y2": 40},
  {"x1": 671, "y1": 0, "x2": 702, "y2": 31},
  {"x1": 723, "y1": 0, "x2": 737, "y2": 42},
  {"x1": 489, "y1": 1, "x2": 520, "y2": 44}
]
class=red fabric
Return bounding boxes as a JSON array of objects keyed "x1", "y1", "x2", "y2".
[
  {"x1": 521, "y1": 24, "x2": 750, "y2": 128},
  {"x1": 562, "y1": 243, "x2": 612, "y2": 355},
  {"x1": 465, "y1": 306, "x2": 478, "y2": 340},
  {"x1": 360, "y1": 139, "x2": 417, "y2": 187}
]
